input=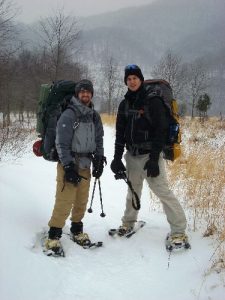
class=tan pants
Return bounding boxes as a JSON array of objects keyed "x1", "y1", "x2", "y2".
[
  {"x1": 48, "y1": 163, "x2": 91, "y2": 228},
  {"x1": 122, "y1": 152, "x2": 187, "y2": 234}
]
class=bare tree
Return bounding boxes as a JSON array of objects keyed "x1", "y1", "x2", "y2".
[
  {"x1": 0, "y1": 0, "x2": 19, "y2": 59},
  {"x1": 100, "y1": 52, "x2": 124, "y2": 114},
  {"x1": 36, "y1": 8, "x2": 81, "y2": 81},
  {"x1": 0, "y1": 0, "x2": 19, "y2": 126},
  {"x1": 152, "y1": 50, "x2": 187, "y2": 99},
  {"x1": 187, "y1": 59, "x2": 209, "y2": 118}
]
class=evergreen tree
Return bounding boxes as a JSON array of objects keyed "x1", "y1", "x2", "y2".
[{"x1": 196, "y1": 93, "x2": 211, "y2": 121}]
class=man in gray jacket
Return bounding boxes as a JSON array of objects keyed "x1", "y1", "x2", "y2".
[{"x1": 45, "y1": 80, "x2": 105, "y2": 255}]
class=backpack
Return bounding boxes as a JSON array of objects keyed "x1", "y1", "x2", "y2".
[
  {"x1": 35, "y1": 80, "x2": 76, "y2": 161},
  {"x1": 125, "y1": 79, "x2": 181, "y2": 161}
]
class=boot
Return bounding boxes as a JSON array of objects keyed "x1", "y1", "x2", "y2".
[
  {"x1": 118, "y1": 224, "x2": 133, "y2": 236},
  {"x1": 166, "y1": 232, "x2": 190, "y2": 250},
  {"x1": 70, "y1": 222, "x2": 90, "y2": 246},
  {"x1": 45, "y1": 227, "x2": 63, "y2": 255},
  {"x1": 70, "y1": 221, "x2": 83, "y2": 235}
]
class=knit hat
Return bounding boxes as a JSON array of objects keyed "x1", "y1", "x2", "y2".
[
  {"x1": 124, "y1": 64, "x2": 144, "y2": 85},
  {"x1": 75, "y1": 79, "x2": 94, "y2": 98}
]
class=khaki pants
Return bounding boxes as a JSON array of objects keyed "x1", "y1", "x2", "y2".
[
  {"x1": 48, "y1": 163, "x2": 91, "y2": 228},
  {"x1": 122, "y1": 152, "x2": 187, "y2": 234}
]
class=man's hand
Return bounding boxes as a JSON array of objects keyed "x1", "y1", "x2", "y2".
[
  {"x1": 110, "y1": 158, "x2": 126, "y2": 179},
  {"x1": 64, "y1": 162, "x2": 82, "y2": 185},
  {"x1": 143, "y1": 159, "x2": 160, "y2": 177},
  {"x1": 92, "y1": 155, "x2": 106, "y2": 179}
]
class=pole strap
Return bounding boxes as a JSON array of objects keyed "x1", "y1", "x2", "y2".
[{"x1": 122, "y1": 172, "x2": 140, "y2": 211}]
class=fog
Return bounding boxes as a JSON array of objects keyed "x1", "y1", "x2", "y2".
[{"x1": 15, "y1": 0, "x2": 155, "y2": 23}]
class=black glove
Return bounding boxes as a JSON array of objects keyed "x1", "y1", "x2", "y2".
[
  {"x1": 110, "y1": 157, "x2": 126, "y2": 179},
  {"x1": 92, "y1": 155, "x2": 106, "y2": 179},
  {"x1": 143, "y1": 159, "x2": 160, "y2": 177},
  {"x1": 64, "y1": 162, "x2": 82, "y2": 185}
]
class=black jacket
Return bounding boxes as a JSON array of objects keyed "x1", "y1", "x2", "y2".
[{"x1": 114, "y1": 84, "x2": 168, "y2": 161}]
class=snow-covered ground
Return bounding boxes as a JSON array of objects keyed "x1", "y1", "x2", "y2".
[{"x1": 0, "y1": 125, "x2": 224, "y2": 300}]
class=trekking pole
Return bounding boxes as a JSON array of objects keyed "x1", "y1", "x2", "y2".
[
  {"x1": 115, "y1": 171, "x2": 140, "y2": 211},
  {"x1": 87, "y1": 178, "x2": 106, "y2": 217},
  {"x1": 87, "y1": 178, "x2": 97, "y2": 213},
  {"x1": 98, "y1": 179, "x2": 106, "y2": 217}
]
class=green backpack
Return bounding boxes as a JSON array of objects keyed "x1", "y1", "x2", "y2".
[
  {"x1": 36, "y1": 83, "x2": 51, "y2": 135},
  {"x1": 35, "y1": 80, "x2": 76, "y2": 161}
]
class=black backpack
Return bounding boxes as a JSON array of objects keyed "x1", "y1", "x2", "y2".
[
  {"x1": 125, "y1": 79, "x2": 181, "y2": 161},
  {"x1": 35, "y1": 80, "x2": 76, "y2": 161}
]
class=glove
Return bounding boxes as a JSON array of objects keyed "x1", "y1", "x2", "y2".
[
  {"x1": 64, "y1": 162, "x2": 82, "y2": 185},
  {"x1": 110, "y1": 157, "x2": 126, "y2": 179},
  {"x1": 143, "y1": 159, "x2": 160, "y2": 177},
  {"x1": 92, "y1": 155, "x2": 106, "y2": 179}
]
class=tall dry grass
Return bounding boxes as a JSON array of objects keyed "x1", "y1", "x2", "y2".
[
  {"x1": 166, "y1": 117, "x2": 225, "y2": 271},
  {"x1": 100, "y1": 114, "x2": 116, "y2": 126}
]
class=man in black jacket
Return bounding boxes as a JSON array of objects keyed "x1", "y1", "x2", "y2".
[{"x1": 110, "y1": 65, "x2": 188, "y2": 248}]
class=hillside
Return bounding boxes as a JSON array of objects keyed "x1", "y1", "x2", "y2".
[
  {"x1": 78, "y1": 0, "x2": 225, "y2": 65},
  {"x1": 15, "y1": 0, "x2": 225, "y2": 115},
  {"x1": 18, "y1": 0, "x2": 225, "y2": 66}
]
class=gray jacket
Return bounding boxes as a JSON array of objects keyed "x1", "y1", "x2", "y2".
[{"x1": 56, "y1": 97, "x2": 104, "y2": 169}]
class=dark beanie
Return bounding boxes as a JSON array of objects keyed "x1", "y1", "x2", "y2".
[
  {"x1": 75, "y1": 79, "x2": 94, "y2": 97},
  {"x1": 124, "y1": 65, "x2": 144, "y2": 85}
]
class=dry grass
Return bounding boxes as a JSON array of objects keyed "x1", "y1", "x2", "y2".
[
  {"x1": 167, "y1": 117, "x2": 225, "y2": 272},
  {"x1": 100, "y1": 113, "x2": 116, "y2": 126}
]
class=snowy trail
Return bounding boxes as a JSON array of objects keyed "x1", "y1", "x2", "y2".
[{"x1": 0, "y1": 126, "x2": 224, "y2": 300}]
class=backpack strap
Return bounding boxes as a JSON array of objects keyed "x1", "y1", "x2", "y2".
[
  {"x1": 124, "y1": 98, "x2": 144, "y2": 120},
  {"x1": 124, "y1": 99, "x2": 129, "y2": 119},
  {"x1": 65, "y1": 106, "x2": 80, "y2": 129}
]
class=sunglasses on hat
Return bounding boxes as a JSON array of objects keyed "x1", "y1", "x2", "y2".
[{"x1": 124, "y1": 64, "x2": 140, "y2": 71}]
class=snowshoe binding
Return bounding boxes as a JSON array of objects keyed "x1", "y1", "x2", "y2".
[
  {"x1": 165, "y1": 233, "x2": 191, "y2": 252},
  {"x1": 43, "y1": 238, "x2": 65, "y2": 257},
  {"x1": 108, "y1": 221, "x2": 146, "y2": 238},
  {"x1": 70, "y1": 232, "x2": 103, "y2": 249}
]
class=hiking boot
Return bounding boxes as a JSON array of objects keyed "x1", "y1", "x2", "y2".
[
  {"x1": 48, "y1": 226, "x2": 62, "y2": 239},
  {"x1": 45, "y1": 238, "x2": 61, "y2": 250},
  {"x1": 70, "y1": 222, "x2": 91, "y2": 247},
  {"x1": 44, "y1": 227, "x2": 64, "y2": 256},
  {"x1": 44, "y1": 237, "x2": 65, "y2": 256},
  {"x1": 166, "y1": 233, "x2": 190, "y2": 250},
  {"x1": 70, "y1": 221, "x2": 83, "y2": 235},
  {"x1": 71, "y1": 232, "x2": 91, "y2": 247},
  {"x1": 118, "y1": 225, "x2": 133, "y2": 236}
]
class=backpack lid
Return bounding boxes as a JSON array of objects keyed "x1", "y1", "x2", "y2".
[{"x1": 144, "y1": 79, "x2": 172, "y2": 90}]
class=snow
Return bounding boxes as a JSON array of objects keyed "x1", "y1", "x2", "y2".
[{"x1": 0, "y1": 126, "x2": 224, "y2": 300}]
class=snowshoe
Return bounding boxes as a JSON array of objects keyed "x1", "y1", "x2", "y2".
[{"x1": 108, "y1": 221, "x2": 146, "y2": 238}]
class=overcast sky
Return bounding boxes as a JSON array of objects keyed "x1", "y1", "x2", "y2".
[{"x1": 15, "y1": 0, "x2": 155, "y2": 23}]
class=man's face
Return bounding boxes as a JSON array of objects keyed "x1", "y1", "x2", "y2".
[
  {"x1": 78, "y1": 90, "x2": 92, "y2": 106},
  {"x1": 126, "y1": 75, "x2": 142, "y2": 91}
]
